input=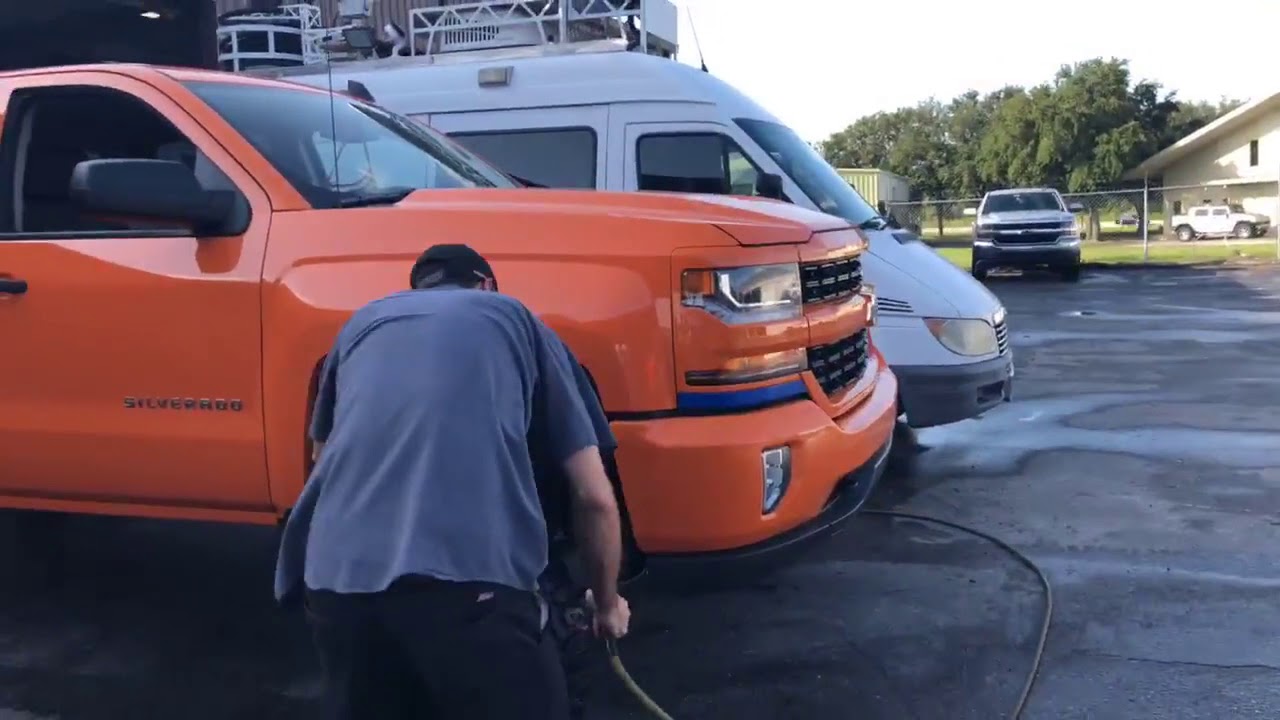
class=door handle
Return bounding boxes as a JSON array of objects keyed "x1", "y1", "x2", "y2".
[{"x1": 0, "y1": 278, "x2": 28, "y2": 295}]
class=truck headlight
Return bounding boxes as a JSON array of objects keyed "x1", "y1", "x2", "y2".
[
  {"x1": 761, "y1": 446, "x2": 791, "y2": 514},
  {"x1": 1060, "y1": 220, "x2": 1080, "y2": 236},
  {"x1": 681, "y1": 263, "x2": 802, "y2": 325},
  {"x1": 924, "y1": 318, "x2": 998, "y2": 356}
]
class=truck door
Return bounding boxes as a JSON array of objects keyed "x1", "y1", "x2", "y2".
[
  {"x1": 0, "y1": 74, "x2": 272, "y2": 511},
  {"x1": 1208, "y1": 207, "x2": 1231, "y2": 235}
]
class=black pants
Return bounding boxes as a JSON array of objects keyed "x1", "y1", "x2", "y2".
[{"x1": 304, "y1": 577, "x2": 570, "y2": 720}]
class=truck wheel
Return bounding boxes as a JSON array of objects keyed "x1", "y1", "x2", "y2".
[
  {"x1": 1060, "y1": 265, "x2": 1081, "y2": 283},
  {"x1": 971, "y1": 264, "x2": 988, "y2": 281},
  {"x1": 1175, "y1": 225, "x2": 1195, "y2": 242},
  {"x1": 1234, "y1": 222, "x2": 1254, "y2": 240}
]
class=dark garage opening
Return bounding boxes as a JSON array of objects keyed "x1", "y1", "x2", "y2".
[{"x1": 0, "y1": 0, "x2": 217, "y2": 71}]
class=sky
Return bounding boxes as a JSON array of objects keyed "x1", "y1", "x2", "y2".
[{"x1": 674, "y1": 0, "x2": 1278, "y2": 142}]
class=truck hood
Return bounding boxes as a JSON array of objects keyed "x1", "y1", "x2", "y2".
[
  {"x1": 394, "y1": 188, "x2": 851, "y2": 246},
  {"x1": 980, "y1": 210, "x2": 1073, "y2": 224}
]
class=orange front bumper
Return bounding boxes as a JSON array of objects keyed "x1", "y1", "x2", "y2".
[{"x1": 612, "y1": 358, "x2": 898, "y2": 556}]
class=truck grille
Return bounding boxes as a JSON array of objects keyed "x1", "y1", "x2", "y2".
[
  {"x1": 800, "y1": 257, "x2": 862, "y2": 304},
  {"x1": 807, "y1": 329, "x2": 869, "y2": 397},
  {"x1": 990, "y1": 222, "x2": 1068, "y2": 245},
  {"x1": 995, "y1": 318, "x2": 1010, "y2": 355}
]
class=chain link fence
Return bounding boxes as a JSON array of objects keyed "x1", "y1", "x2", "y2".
[{"x1": 884, "y1": 181, "x2": 1280, "y2": 264}]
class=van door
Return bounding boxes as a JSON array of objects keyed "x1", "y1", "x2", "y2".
[
  {"x1": 424, "y1": 106, "x2": 608, "y2": 190},
  {"x1": 0, "y1": 74, "x2": 271, "y2": 509},
  {"x1": 620, "y1": 121, "x2": 788, "y2": 199}
]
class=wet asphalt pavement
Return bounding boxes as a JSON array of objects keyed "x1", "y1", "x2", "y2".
[{"x1": 3, "y1": 266, "x2": 1280, "y2": 719}]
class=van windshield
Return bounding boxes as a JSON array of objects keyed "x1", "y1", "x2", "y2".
[
  {"x1": 735, "y1": 118, "x2": 880, "y2": 227},
  {"x1": 184, "y1": 81, "x2": 515, "y2": 208}
]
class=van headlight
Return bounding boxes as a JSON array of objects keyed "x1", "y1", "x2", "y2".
[
  {"x1": 924, "y1": 318, "x2": 998, "y2": 356},
  {"x1": 681, "y1": 263, "x2": 802, "y2": 325}
]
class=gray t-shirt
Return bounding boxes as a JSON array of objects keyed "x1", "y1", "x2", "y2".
[{"x1": 274, "y1": 288, "x2": 599, "y2": 600}]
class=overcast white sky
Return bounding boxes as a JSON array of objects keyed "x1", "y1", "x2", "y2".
[{"x1": 674, "y1": 0, "x2": 1278, "y2": 142}]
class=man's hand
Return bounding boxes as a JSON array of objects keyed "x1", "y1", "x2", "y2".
[{"x1": 584, "y1": 590, "x2": 631, "y2": 640}]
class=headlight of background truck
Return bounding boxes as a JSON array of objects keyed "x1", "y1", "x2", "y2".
[
  {"x1": 923, "y1": 317, "x2": 999, "y2": 356},
  {"x1": 681, "y1": 263, "x2": 807, "y2": 385}
]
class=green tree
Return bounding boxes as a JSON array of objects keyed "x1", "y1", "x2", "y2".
[{"x1": 819, "y1": 57, "x2": 1243, "y2": 208}]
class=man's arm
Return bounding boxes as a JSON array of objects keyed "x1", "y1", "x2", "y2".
[
  {"x1": 532, "y1": 325, "x2": 624, "y2": 612},
  {"x1": 309, "y1": 348, "x2": 340, "y2": 464}
]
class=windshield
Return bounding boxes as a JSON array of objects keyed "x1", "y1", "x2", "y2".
[
  {"x1": 734, "y1": 118, "x2": 879, "y2": 227},
  {"x1": 1228, "y1": 203, "x2": 1247, "y2": 213},
  {"x1": 982, "y1": 192, "x2": 1063, "y2": 214},
  {"x1": 184, "y1": 81, "x2": 515, "y2": 208}
]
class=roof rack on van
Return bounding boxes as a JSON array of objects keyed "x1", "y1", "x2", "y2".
[{"x1": 218, "y1": 1, "x2": 678, "y2": 76}]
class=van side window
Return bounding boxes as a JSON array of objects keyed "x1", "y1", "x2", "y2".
[
  {"x1": 0, "y1": 85, "x2": 245, "y2": 237},
  {"x1": 448, "y1": 128, "x2": 597, "y2": 189},
  {"x1": 635, "y1": 133, "x2": 761, "y2": 196}
]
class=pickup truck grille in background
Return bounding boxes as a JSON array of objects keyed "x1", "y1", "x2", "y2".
[
  {"x1": 989, "y1": 221, "x2": 1068, "y2": 245},
  {"x1": 807, "y1": 329, "x2": 869, "y2": 397},
  {"x1": 994, "y1": 318, "x2": 1010, "y2": 355},
  {"x1": 800, "y1": 257, "x2": 862, "y2": 304}
]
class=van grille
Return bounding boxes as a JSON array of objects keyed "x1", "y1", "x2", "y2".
[
  {"x1": 807, "y1": 329, "x2": 869, "y2": 397},
  {"x1": 800, "y1": 257, "x2": 862, "y2": 304},
  {"x1": 995, "y1": 318, "x2": 1010, "y2": 355}
]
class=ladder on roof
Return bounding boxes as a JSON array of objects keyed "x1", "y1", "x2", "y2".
[{"x1": 216, "y1": 0, "x2": 678, "y2": 74}]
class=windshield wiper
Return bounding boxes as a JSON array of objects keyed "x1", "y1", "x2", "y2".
[
  {"x1": 508, "y1": 174, "x2": 547, "y2": 188},
  {"x1": 857, "y1": 217, "x2": 890, "y2": 231},
  {"x1": 336, "y1": 187, "x2": 415, "y2": 208}
]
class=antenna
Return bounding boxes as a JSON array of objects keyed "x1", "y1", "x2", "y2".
[
  {"x1": 686, "y1": 5, "x2": 708, "y2": 73},
  {"x1": 325, "y1": 50, "x2": 341, "y2": 193}
]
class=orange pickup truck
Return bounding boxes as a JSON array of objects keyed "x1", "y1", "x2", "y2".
[{"x1": 0, "y1": 65, "x2": 897, "y2": 576}]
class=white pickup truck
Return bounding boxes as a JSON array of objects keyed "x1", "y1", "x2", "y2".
[{"x1": 1170, "y1": 204, "x2": 1271, "y2": 241}]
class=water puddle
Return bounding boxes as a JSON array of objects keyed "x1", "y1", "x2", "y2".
[{"x1": 918, "y1": 393, "x2": 1279, "y2": 473}]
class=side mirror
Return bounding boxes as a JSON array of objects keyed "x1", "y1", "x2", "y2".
[
  {"x1": 962, "y1": 207, "x2": 977, "y2": 217},
  {"x1": 755, "y1": 173, "x2": 788, "y2": 202},
  {"x1": 70, "y1": 159, "x2": 234, "y2": 234},
  {"x1": 1067, "y1": 202, "x2": 1085, "y2": 213}
]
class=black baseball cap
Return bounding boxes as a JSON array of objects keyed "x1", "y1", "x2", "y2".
[{"x1": 409, "y1": 244, "x2": 497, "y2": 289}]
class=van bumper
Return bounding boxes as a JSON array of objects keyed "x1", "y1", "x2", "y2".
[
  {"x1": 896, "y1": 353, "x2": 1013, "y2": 428},
  {"x1": 610, "y1": 361, "x2": 898, "y2": 573}
]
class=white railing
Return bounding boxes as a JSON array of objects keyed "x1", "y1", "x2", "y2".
[
  {"x1": 217, "y1": 0, "x2": 679, "y2": 72},
  {"x1": 407, "y1": 0, "x2": 677, "y2": 58},
  {"x1": 216, "y1": 3, "x2": 330, "y2": 71}
]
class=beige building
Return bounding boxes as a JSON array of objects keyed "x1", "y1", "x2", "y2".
[{"x1": 1125, "y1": 91, "x2": 1280, "y2": 228}]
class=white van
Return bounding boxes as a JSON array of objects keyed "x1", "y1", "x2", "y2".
[{"x1": 231, "y1": 0, "x2": 1013, "y2": 430}]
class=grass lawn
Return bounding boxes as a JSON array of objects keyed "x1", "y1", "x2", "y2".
[{"x1": 934, "y1": 241, "x2": 1279, "y2": 268}]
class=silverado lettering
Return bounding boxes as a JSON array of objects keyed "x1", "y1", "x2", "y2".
[{"x1": 123, "y1": 397, "x2": 244, "y2": 412}]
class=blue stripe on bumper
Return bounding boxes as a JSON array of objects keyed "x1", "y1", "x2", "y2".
[{"x1": 676, "y1": 379, "x2": 808, "y2": 413}]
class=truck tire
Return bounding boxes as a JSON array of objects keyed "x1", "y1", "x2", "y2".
[
  {"x1": 1175, "y1": 225, "x2": 1195, "y2": 242},
  {"x1": 1060, "y1": 265, "x2": 1081, "y2": 283},
  {"x1": 971, "y1": 263, "x2": 987, "y2": 281},
  {"x1": 1234, "y1": 222, "x2": 1254, "y2": 240}
]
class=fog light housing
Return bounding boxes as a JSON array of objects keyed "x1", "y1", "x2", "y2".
[{"x1": 761, "y1": 446, "x2": 792, "y2": 514}]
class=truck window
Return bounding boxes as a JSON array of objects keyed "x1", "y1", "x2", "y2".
[
  {"x1": 182, "y1": 81, "x2": 515, "y2": 209},
  {"x1": 636, "y1": 132, "x2": 760, "y2": 195},
  {"x1": 0, "y1": 86, "x2": 245, "y2": 237},
  {"x1": 1211, "y1": 208, "x2": 1229, "y2": 216},
  {"x1": 981, "y1": 192, "x2": 1063, "y2": 214},
  {"x1": 1193, "y1": 208, "x2": 1209, "y2": 217},
  {"x1": 448, "y1": 128, "x2": 597, "y2": 189}
]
